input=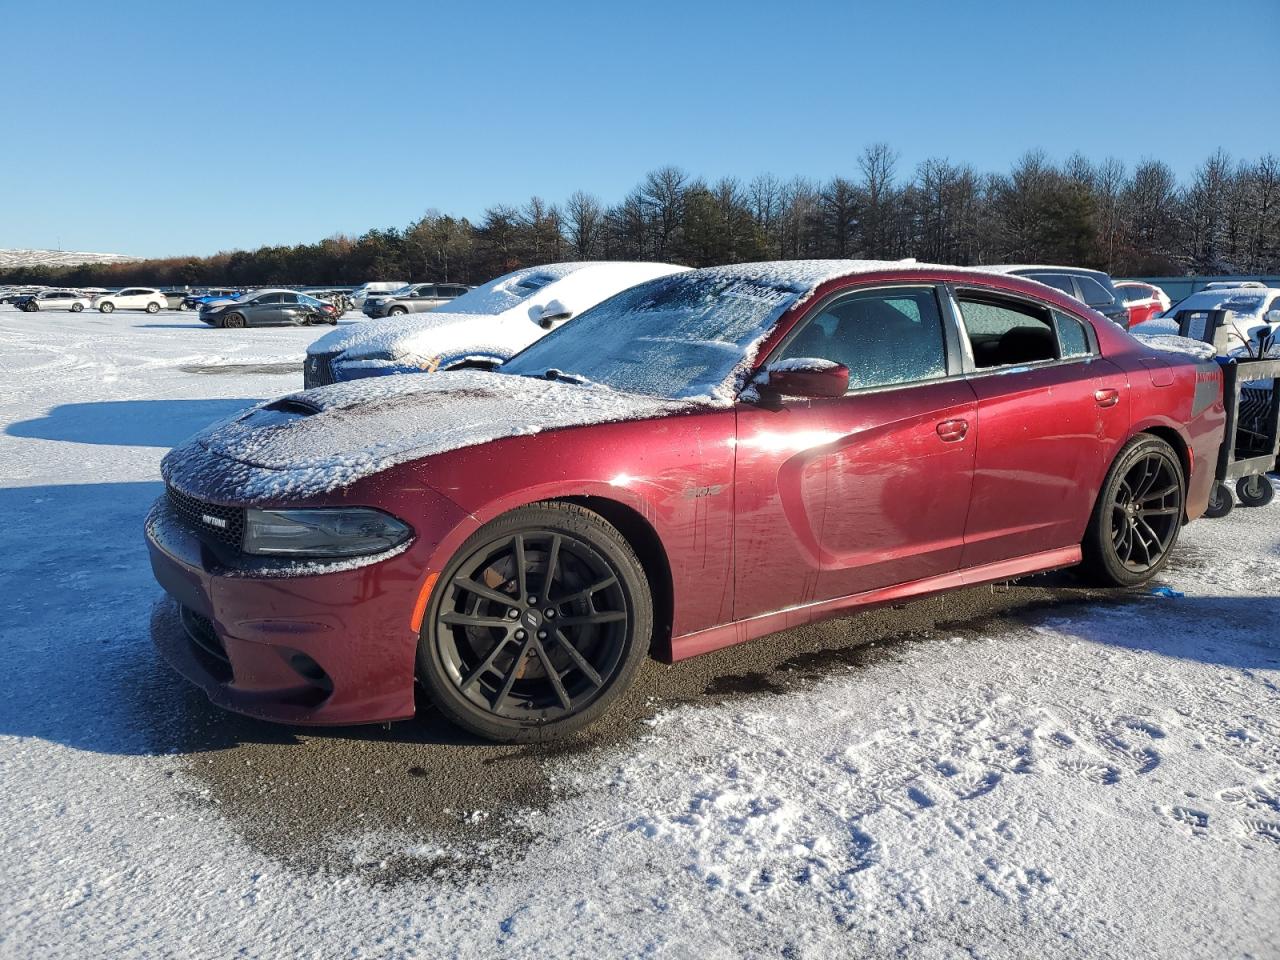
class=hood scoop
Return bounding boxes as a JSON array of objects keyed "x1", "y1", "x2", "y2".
[{"x1": 237, "y1": 396, "x2": 323, "y2": 429}]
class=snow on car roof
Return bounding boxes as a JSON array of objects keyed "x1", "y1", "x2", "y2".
[{"x1": 1169, "y1": 289, "x2": 1277, "y2": 313}]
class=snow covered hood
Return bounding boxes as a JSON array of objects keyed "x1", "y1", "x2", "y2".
[{"x1": 161, "y1": 370, "x2": 695, "y2": 503}]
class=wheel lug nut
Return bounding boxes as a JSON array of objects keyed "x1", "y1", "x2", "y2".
[
  {"x1": 507, "y1": 609, "x2": 519, "y2": 619},
  {"x1": 545, "y1": 609, "x2": 556, "y2": 619},
  {"x1": 529, "y1": 596, "x2": 538, "y2": 605},
  {"x1": 537, "y1": 630, "x2": 547, "y2": 639},
  {"x1": 515, "y1": 629, "x2": 526, "y2": 640}
]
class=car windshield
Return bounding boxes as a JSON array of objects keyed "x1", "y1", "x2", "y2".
[{"x1": 502, "y1": 272, "x2": 802, "y2": 400}]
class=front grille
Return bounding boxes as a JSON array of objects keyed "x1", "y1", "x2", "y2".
[
  {"x1": 167, "y1": 486, "x2": 244, "y2": 548},
  {"x1": 304, "y1": 351, "x2": 339, "y2": 388},
  {"x1": 180, "y1": 606, "x2": 233, "y2": 683}
]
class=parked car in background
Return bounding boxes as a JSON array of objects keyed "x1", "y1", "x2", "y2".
[
  {"x1": 1115, "y1": 281, "x2": 1171, "y2": 326},
  {"x1": 93, "y1": 287, "x2": 168, "y2": 314},
  {"x1": 350, "y1": 281, "x2": 408, "y2": 309},
  {"x1": 151, "y1": 261, "x2": 1226, "y2": 741},
  {"x1": 362, "y1": 282, "x2": 471, "y2": 318},
  {"x1": 182, "y1": 289, "x2": 242, "y2": 310},
  {"x1": 199, "y1": 289, "x2": 339, "y2": 328},
  {"x1": 1135, "y1": 285, "x2": 1280, "y2": 355},
  {"x1": 304, "y1": 262, "x2": 688, "y2": 388},
  {"x1": 14, "y1": 290, "x2": 92, "y2": 312},
  {"x1": 161, "y1": 290, "x2": 191, "y2": 310},
  {"x1": 989, "y1": 265, "x2": 1131, "y2": 326}
]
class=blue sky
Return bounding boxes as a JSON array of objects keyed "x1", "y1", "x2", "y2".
[{"x1": 3, "y1": 0, "x2": 1277, "y2": 258}]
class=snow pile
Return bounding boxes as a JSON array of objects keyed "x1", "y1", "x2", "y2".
[{"x1": 162, "y1": 369, "x2": 695, "y2": 502}]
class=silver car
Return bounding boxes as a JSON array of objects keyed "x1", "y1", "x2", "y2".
[
  {"x1": 199, "y1": 289, "x2": 340, "y2": 328},
  {"x1": 16, "y1": 290, "x2": 92, "y2": 312},
  {"x1": 361, "y1": 282, "x2": 471, "y2": 318}
]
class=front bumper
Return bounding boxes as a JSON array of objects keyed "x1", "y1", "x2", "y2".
[{"x1": 145, "y1": 498, "x2": 436, "y2": 725}]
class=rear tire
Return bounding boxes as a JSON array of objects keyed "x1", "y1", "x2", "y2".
[
  {"x1": 418, "y1": 502, "x2": 652, "y2": 742},
  {"x1": 1079, "y1": 435, "x2": 1185, "y2": 587},
  {"x1": 1237, "y1": 475, "x2": 1275, "y2": 508},
  {"x1": 146, "y1": 302, "x2": 160, "y2": 314},
  {"x1": 71, "y1": 302, "x2": 84, "y2": 312}
]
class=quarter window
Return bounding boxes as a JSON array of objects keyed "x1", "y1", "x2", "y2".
[
  {"x1": 1054, "y1": 310, "x2": 1092, "y2": 359},
  {"x1": 774, "y1": 286, "x2": 948, "y2": 390},
  {"x1": 957, "y1": 294, "x2": 1058, "y2": 368}
]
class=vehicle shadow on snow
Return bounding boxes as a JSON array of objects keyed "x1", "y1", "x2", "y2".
[{"x1": 6, "y1": 398, "x2": 261, "y2": 448}]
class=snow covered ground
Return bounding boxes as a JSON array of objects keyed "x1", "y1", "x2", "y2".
[{"x1": 1, "y1": 306, "x2": 1278, "y2": 958}]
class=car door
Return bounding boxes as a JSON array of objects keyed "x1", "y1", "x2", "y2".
[
  {"x1": 732, "y1": 284, "x2": 977, "y2": 621},
  {"x1": 253, "y1": 293, "x2": 286, "y2": 324},
  {"x1": 948, "y1": 286, "x2": 1131, "y2": 568},
  {"x1": 410, "y1": 285, "x2": 438, "y2": 313}
]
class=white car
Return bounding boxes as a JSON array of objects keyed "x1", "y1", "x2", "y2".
[
  {"x1": 1134, "y1": 285, "x2": 1280, "y2": 356},
  {"x1": 350, "y1": 281, "x2": 409, "y2": 309},
  {"x1": 16, "y1": 290, "x2": 92, "y2": 312},
  {"x1": 304, "y1": 261, "x2": 690, "y2": 388},
  {"x1": 93, "y1": 287, "x2": 168, "y2": 314}
]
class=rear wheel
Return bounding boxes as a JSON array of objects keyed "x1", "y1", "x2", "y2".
[
  {"x1": 220, "y1": 312, "x2": 247, "y2": 329},
  {"x1": 1079, "y1": 435, "x2": 1185, "y2": 587},
  {"x1": 146, "y1": 302, "x2": 160, "y2": 314},
  {"x1": 71, "y1": 302, "x2": 84, "y2": 312},
  {"x1": 1237, "y1": 475, "x2": 1275, "y2": 508},
  {"x1": 418, "y1": 502, "x2": 652, "y2": 742}
]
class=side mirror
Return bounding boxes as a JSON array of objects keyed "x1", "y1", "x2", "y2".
[
  {"x1": 538, "y1": 299, "x2": 573, "y2": 329},
  {"x1": 1266, "y1": 309, "x2": 1280, "y2": 326},
  {"x1": 757, "y1": 358, "x2": 849, "y2": 398}
]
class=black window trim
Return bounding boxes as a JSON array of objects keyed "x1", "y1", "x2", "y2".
[
  {"x1": 760, "y1": 282, "x2": 964, "y2": 398},
  {"x1": 945, "y1": 284, "x2": 1099, "y2": 378}
]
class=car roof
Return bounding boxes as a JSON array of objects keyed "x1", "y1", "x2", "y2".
[
  {"x1": 1173, "y1": 288, "x2": 1280, "y2": 311},
  {"x1": 986, "y1": 264, "x2": 1111, "y2": 279}
]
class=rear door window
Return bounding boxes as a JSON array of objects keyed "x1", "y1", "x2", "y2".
[
  {"x1": 1029, "y1": 273, "x2": 1078, "y2": 297},
  {"x1": 957, "y1": 294, "x2": 1058, "y2": 368},
  {"x1": 1076, "y1": 276, "x2": 1116, "y2": 307}
]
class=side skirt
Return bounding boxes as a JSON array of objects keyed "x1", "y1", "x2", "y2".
[{"x1": 668, "y1": 545, "x2": 1082, "y2": 662}]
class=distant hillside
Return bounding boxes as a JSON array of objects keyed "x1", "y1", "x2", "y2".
[{"x1": 0, "y1": 248, "x2": 137, "y2": 269}]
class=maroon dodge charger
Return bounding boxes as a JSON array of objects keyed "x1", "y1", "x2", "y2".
[{"x1": 147, "y1": 262, "x2": 1226, "y2": 741}]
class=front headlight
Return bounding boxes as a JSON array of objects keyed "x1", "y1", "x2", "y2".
[{"x1": 243, "y1": 507, "x2": 412, "y2": 558}]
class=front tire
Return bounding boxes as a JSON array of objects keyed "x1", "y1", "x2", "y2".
[
  {"x1": 99, "y1": 302, "x2": 114, "y2": 313},
  {"x1": 388, "y1": 305, "x2": 408, "y2": 316},
  {"x1": 418, "y1": 502, "x2": 652, "y2": 742},
  {"x1": 1079, "y1": 435, "x2": 1185, "y2": 587},
  {"x1": 220, "y1": 312, "x2": 247, "y2": 329}
]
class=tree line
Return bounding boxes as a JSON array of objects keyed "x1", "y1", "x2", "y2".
[{"x1": 7, "y1": 147, "x2": 1279, "y2": 289}]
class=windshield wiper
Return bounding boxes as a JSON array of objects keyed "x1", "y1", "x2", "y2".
[{"x1": 543, "y1": 368, "x2": 592, "y2": 385}]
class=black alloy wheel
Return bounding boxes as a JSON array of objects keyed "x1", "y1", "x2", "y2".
[
  {"x1": 419, "y1": 502, "x2": 651, "y2": 741},
  {"x1": 1081, "y1": 435, "x2": 1185, "y2": 586},
  {"x1": 221, "y1": 312, "x2": 247, "y2": 329}
]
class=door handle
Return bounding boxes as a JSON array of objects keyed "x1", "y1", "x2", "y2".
[
  {"x1": 1095, "y1": 388, "x2": 1120, "y2": 408},
  {"x1": 936, "y1": 418, "x2": 969, "y2": 443}
]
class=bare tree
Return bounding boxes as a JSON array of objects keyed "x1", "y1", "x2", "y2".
[{"x1": 564, "y1": 190, "x2": 604, "y2": 259}]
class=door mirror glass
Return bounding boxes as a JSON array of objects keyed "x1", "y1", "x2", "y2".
[{"x1": 758, "y1": 359, "x2": 850, "y2": 398}]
